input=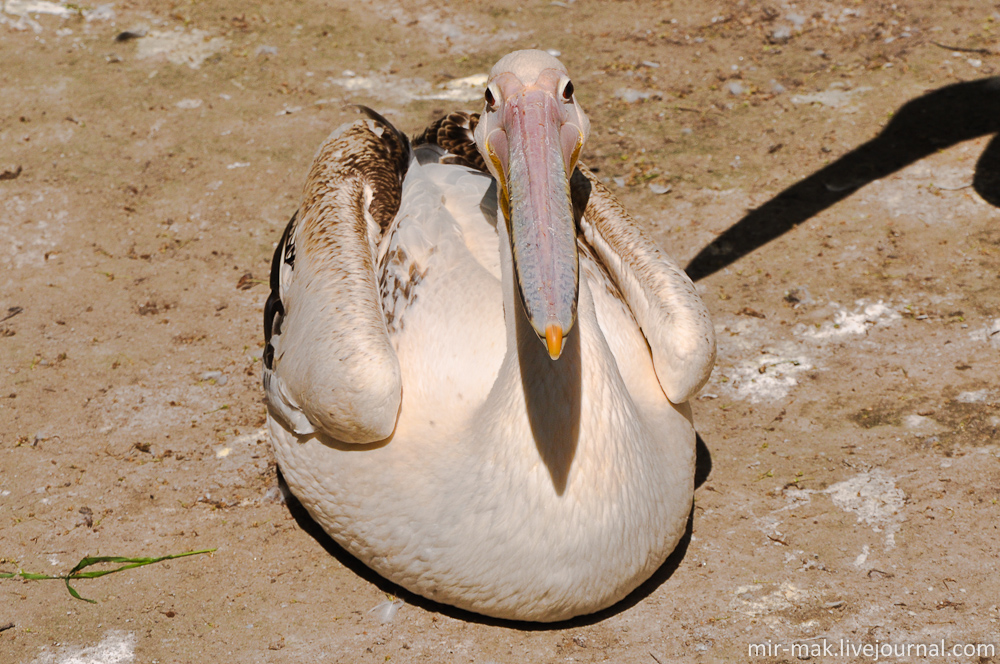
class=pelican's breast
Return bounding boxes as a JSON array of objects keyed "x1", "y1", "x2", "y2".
[{"x1": 377, "y1": 156, "x2": 506, "y2": 440}]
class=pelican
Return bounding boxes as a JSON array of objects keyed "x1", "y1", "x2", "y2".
[{"x1": 262, "y1": 50, "x2": 716, "y2": 622}]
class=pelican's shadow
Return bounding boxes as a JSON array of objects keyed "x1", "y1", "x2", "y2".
[{"x1": 687, "y1": 75, "x2": 1000, "y2": 281}]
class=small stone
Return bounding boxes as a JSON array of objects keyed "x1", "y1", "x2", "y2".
[
  {"x1": 115, "y1": 27, "x2": 148, "y2": 42},
  {"x1": 769, "y1": 26, "x2": 792, "y2": 43},
  {"x1": 0, "y1": 164, "x2": 22, "y2": 181},
  {"x1": 615, "y1": 88, "x2": 646, "y2": 103}
]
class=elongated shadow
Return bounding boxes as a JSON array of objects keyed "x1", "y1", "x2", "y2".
[
  {"x1": 974, "y1": 134, "x2": 1000, "y2": 207},
  {"x1": 514, "y1": 293, "x2": 582, "y2": 496},
  {"x1": 686, "y1": 75, "x2": 1000, "y2": 282}
]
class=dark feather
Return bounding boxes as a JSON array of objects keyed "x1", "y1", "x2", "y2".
[
  {"x1": 263, "y1": 210, "x2": 296, "y2": 368},
  {"x1": 342, "y1": 106, "x2": 413, "y2": 233},
  {"x1": 413, "y1": 111, "x2": 488, "y2": 173}
]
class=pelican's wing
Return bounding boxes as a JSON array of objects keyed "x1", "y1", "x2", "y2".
[
  {"x1": 263, "y1": 109, "x2": 410, "y2": 442},
  {"x1": 572, "y1": 165, "x2": 716, "y2": 403},
  {"x1": 413, "y1": 111, "x2": 488, "y2": 173}
]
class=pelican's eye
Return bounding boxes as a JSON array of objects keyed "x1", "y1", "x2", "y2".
[
  {"x1": 485, "y1": 86, "x2": 496, "y2": 109},
  {"x1": 561, "y1": 79, "x2": 574, "y2": 101}
]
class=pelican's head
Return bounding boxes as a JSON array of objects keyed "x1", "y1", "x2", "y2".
[{"x1": 474, "y1": 50, "x2": 591, "y2": 360}]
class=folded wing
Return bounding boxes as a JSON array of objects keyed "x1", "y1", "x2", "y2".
[
  {"x1": 571, "y1": 166, "x2": 716, "y2": 403},
  {"x1": 263, "y1": 110, "x2": 410, "y2": 442}
]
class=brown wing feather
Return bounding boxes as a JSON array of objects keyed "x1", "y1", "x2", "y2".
[
  {"x1": 413, "y1": 111, "x2": 488, "y2": 173},
  {"x1": 333, "y1": 106, "x2": 412, "y2": 233},
  {"x1": 262, "y1": 109, "x2": 409, "y2": 441}
]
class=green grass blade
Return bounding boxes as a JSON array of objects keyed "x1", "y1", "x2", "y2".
[
  {"x1": 68, "y1": 549, "x2": 216, "y2": 577},
  {"x1": 0, "y1": 571, "x2": 62, "y2": 581},
  {"x1": 1, "y1": 548, "x2": 216, "y2": 603},
  {"x1": 65, "y1": 579, "x2": 98, "y2": 604}
]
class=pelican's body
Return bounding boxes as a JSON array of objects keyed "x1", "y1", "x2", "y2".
[{"x1": 263, "y1": 51, "x2": 715, "y2": 622}]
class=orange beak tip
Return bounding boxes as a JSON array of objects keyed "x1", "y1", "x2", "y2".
[{"x1": 545, "y1": 324, "x2": 564, "y2": 360}]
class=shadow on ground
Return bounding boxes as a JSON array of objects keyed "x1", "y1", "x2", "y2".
[{"x1": 686, "y1": 75, "x2": 1000, "y2": 282}]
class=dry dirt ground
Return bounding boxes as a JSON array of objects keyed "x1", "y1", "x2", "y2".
[{"x1": 2, "y1": 0, "x2": 1000, "y2": 662}]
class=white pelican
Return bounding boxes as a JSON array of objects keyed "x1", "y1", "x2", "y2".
[{"x1": 262, "y1": 50, "x2": 716, "y2": 622}]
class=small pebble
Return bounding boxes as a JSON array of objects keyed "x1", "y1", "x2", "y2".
[
  {"x1": 769, "y1": 26, "x2": 792, "y2": 43},
  {"x1": 615, "y1": 88, "x2": 648, "y2": 103},
  {"x1": 114, "y1": 27, "x2": 148, "y2": 42},
  {"x1": 0, "y1": 164, "x2": 23, "y2": 181}
]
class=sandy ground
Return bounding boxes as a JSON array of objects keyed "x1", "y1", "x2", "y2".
[{"x1": 2, "y1": 0, "x2": 1000, "y2": 662}]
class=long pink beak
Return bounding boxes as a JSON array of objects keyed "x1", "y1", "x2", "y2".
[{"x1": 495, "y1": 88, "x2": 580, "y2": 359}]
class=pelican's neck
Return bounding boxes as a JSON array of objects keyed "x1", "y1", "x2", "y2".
[{"x1": 489, "y1": 216, "x2": 583, "y2": 494}]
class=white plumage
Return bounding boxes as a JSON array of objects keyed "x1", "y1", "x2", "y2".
[{"x1": 262, "y1": 50, "x2": 715, "y2": 622}]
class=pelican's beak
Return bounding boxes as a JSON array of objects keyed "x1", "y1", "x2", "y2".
[{"x1": 476, "y1": 67, "x2": 588, "y2": 360}]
